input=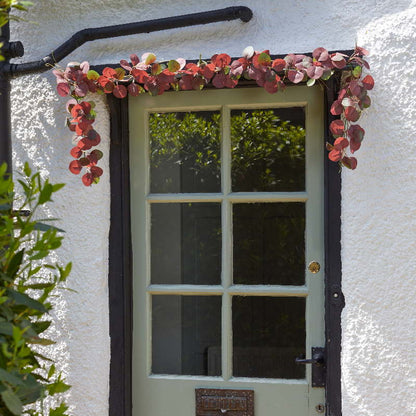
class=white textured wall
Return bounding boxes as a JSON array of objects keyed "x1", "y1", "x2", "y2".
[{"x1": 10, "y1": 1, "x2": 416, "y2": 415}]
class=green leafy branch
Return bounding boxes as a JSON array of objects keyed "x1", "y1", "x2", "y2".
[{"x1": 0, "y1": 163, "x2": 70, "y2": 416}]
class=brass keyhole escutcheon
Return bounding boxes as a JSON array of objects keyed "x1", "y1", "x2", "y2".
[{"x1": 308, "y1": 261, "x2": 321, "y2": 274}]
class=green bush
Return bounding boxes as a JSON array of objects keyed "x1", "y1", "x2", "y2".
[{"x1": 0, "y1": 163, "x2": 70, "y2": 416}]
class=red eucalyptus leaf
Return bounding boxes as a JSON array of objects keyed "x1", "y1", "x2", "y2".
[
  {"x1": 70, "y1": 147, "x2": 82, "y2": 158},
  {"x1": 79, "y1": 157, "x2": 90, "y2": 167},
  {"x1": 211, "y1": 53, "x2": 231, "y2": 68},
  {"x1": 87, "y1": 129, "x2": 101, "y2": 146},
  {"x1": 157, "y1": 69, "x2": 175, "y2": 85},
  {"x1": 179, "y1": 74, "x2": 194, "y2": 90},
  {"x1": 102, "y1": 67, "x2": 117, "y2": 79},
  {"x1": 130, "y1": 54, "x2": 140, "y2": 66},
  {"x1": 212, "y1": 72, "x2": 227, "y2": 88},
  {"x1": 202, "y1": 63, "x2": 216, "y2": 80},
  {"x1": 132, "y1": 69, "x2": 149, "y2": 84},
  {"x1": 338, "y1": 88, "x2": 347, "y2": 100},
  {"x1": 329, "y1": 149, "x2": 343, "y2": 162},
  {"x1": 120, "y1": 60, "x2": 132, "y2": 71},
  {"x1": 313, "y1": 47, "x2": 329, "y2": 62},
  {"x1": 348, "y1": 125, "x2": 365, "y2": 152},
  {"x1": 127, "y1": 83, "x2": 140, "y2": 96},
  {"x1": 191, "y1": 76, "x2": 205, "y2": 90},
  {"x1": 344, "y1": 106, "x2": 361, "y2": 122},
  {"x1": 97, "y1": 76, "x2": 115, "y2": 92},
  {"x1": 77, "y1": 138, "x2": 93, "y2": 151},
  {"x1": 272, "y1": 58, "x2": 286, "y2": 72},
  {"x1": 87, "y1": 153, "x2": 98, "y2": 165},
  {"x1": 288, "y1": 69, "x2": 304, "y2": 84},
  {"x1": 331, "y1": 53, "x2": 347, "y2": 69},
  {"x1": 348, "y1": 80, "x2": 362, "y2": 96},
  {"x1": 362, "y1": 75, "x2": 374, "y2": 90},
  {"x1": 75, "y1": 121, "x2": 93, "y2": 136},
  {"x1": 264, "y1": 79, "x2": 278, "y2": 94},
  {"x1": 90, "y1": 149, "x2": 103, "y2": 161},
  {"x1": 330, "y1": 100, "x2": 343, "y2": 115},
  {"x1": 82, "y1": 172, "x2": 94, "y2": 186},
  {"x1": 113, "y1": 84, "x2": 128, "y2": 99},
  {"x1": 334, "y1": 137, "x2": 349, "y2": 149},
  {"x1": 69, "y1": 160, "x2": 82, "y2": 174},
  {"x1": 341, "y1": 156, "x2": 357, "y2": 170},
  {"x1": 57, "y1": 82, "x2": 70, "y2": 97},
  {"x1": 74, "y1": 83, "x2": 89, "y2": 97},
  {"x1": 355, "y1": 46, "x2": 369, "y2": 56},
  {"x1": 306, "y1": 65, "x2": 324, "y2": 79},
  {"x1": 224, "y1": 75, "x2": 238, "y2": 89},
  {"x1": 329, "y1": 119, "x2": 345, "y2": 136},
  {"x1": 91, "y1": 166, "x2": 104, "y2": 177}
]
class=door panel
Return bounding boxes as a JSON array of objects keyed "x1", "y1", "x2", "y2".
[{"x1": 130, "y1": 86, "x2": 324, "y2": 416}]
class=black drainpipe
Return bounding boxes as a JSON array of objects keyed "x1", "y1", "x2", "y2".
[
  {"x1": 0, "y1": 6, "x2": 253, "y2": 173},
  {"x1": 0, "y1": 19, "x2": 24, "y2": 174}
]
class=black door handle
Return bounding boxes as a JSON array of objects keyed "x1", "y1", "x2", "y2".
[
  {"x1": 295, "y1": 347, "x2": 326, "y2": 387},
  {"x1": 295, "y1": 350, "x2": 325, "y2": 366}
]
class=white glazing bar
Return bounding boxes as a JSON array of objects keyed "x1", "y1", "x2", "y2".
[
  {"x1": 221, "y1": 105, "x2": 233, "y2": 381},
  {"x1": 228, "y1": 285, "x2": 309, "y2": 297},
  {"x1": 146, "y1": 193, "x2": 223, "y2": 203},
  {"x1": 147, "y1": 284, "x2": 223, "y2": 295},
  {"x1": 227, "y1": 192, "x2": 308, "y2": 203}
]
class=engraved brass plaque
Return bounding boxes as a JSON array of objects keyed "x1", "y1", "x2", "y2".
[{"x1": 196, "y1": 389, "x2": 254, "y2": 416}]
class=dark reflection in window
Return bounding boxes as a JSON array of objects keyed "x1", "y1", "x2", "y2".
[
  {"x1": 151, "y1": 203, "x2": 221, "y2": 285},
  {"x1": 233, "y1": 203, "x2": 305, "y2": 285},
  {"x1": 152, "y1": 295, "x2": 222, "y2": 376},
  {"x1": 232, "y1": 296, "x2": 305, "y2": 379},
  {"x1": 149, "y1": 112, "x2": 221, "y2": 193},
  {"x1": 231, "y1": 108, "x2": 305, "y2": 192}
]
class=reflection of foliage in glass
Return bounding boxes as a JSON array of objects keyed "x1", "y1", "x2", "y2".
[
  {"x1": 231, "y1": 109, "x2": 305, "y2": 192},
  {"x1": 149, "y1": 112, "x2": 221, "y2": 193},
  {"x1": 149, "y1": 109, "x2": 305, "y2": 192}
]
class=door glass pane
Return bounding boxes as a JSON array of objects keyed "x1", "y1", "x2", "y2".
[
  {"x1": 232, "y1": 296, "x2": 305, "y2": 379},
  {"x1": 152, "y1": 295, "x2": 222, "y2": 376},
  {"x1": 149, "y1": 111, "x2": 221, "y2": 193},
  {"x1": 151, "y1": 203, "x2": 221, "y2": 285},
  {"x1": 231, "y1": 108, "x2": 305, "y2": 192},
  {"x1": 233, "y1": 203, "x2": 305, "y2": 285}
]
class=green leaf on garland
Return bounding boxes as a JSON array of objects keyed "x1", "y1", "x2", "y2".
[
  {"x1": 87, "y1": 70, "x2": 100, "y2": 80},
  {"x1": 352, "y1": 66, "x2": 362, "y2": 78},
  {"x1": 167, "y1": 60, "x2": 180, "y2": 72}
]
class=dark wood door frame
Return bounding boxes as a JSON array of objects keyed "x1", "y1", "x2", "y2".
[{"x1": 107, "y1": 78, "x2": 344, "y2": 416}]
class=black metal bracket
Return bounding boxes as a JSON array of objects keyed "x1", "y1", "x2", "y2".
[
  {"x1": 1, "y1": 6, "x2": 253, "y2": 77},
  {"x1": 295, "y1": 347, "x2": 326, "y2": 388}
]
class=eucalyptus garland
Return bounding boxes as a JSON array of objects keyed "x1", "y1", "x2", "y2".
[{"x1": 53, "y1": 46, "x2": 373, "y2": 186}]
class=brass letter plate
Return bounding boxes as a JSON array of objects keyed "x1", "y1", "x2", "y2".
[{"x1": 196, "y1": 388, "x2": 254, "y2": 416}]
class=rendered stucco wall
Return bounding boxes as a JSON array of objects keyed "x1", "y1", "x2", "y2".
[{"x1": 10, "y1": 1, "x2": 416, "y2": 415}]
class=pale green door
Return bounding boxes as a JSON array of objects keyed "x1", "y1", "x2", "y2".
[{"x1": 130, "y1": 86, "x2": 325, "y2": 416}]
